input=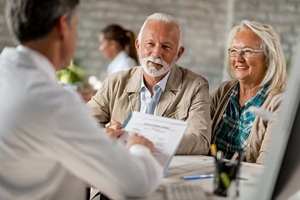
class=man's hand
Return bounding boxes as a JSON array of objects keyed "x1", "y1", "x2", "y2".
[
  {"x1": 126, "y1": 134, "x2": 154, "y2": 152},
  {"x1": 104, "y1": 119, "x2": 124, "y2": 139},
  {"x1": 104, "y1": 128, "x2": 125, "y2": 139},
  {"x1": 108, "y1": 119, "x2": 122, "y2": 130}
]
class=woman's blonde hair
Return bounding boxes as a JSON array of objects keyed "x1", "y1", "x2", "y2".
[{"x1": 226, "y1": 20, "x2": 287, "y2": 95}]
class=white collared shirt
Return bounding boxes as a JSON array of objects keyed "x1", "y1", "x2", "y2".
[
  {"x1": 107, "y1": 51, "x2": 137, "y2": 75},
  {"x1": 0, "y1": 46, "x2": 162, "y2": 200},
  {"x1": 140, "y1": 71, "x2": 170, "y2": 114}
]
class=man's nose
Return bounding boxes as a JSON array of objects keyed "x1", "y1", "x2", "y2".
[{"x1": 151, "y1": 45, "x2": 163, "y2": 58}]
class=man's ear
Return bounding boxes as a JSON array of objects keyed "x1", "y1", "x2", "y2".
[
  {"x1": 175, "y1": 46, "x2": 185, "y2": 61},
  {"x1": 135, "y1": 39, "x2": 140, "y2": 51},
  {"x1": 56, "y1": 14, "x2": 69, "y2": 39}
]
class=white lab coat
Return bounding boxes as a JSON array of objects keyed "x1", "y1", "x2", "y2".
[{"x1": 0, "y1": 46, "x2": 162, "y2": 200}]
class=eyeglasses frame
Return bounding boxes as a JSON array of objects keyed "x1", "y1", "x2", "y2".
[{"x1": 228, "y1": 47, "x2": 264, "y2": 58}]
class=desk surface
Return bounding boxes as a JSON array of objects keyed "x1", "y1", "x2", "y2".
[
  {"x1": 125, "y1": 155, "x2": 264, "y2": 200},
  {"x1": 91, "y1": 156, "x2": 264, "y2": 200}
]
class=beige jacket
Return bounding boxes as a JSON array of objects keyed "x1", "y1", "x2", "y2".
[
  {"x1": 88, "y1": 65, "x2": 211, "y2": 155},
  {"x1": 210, "y1": 81, "x2": 283, "y2": 164}
]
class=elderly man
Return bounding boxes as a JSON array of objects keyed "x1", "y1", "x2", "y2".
[
  {"x1": 0, "y1": 1, "x2": 162, "y2": 199},
  {"x1": 88, "y1": 13, "x2": 211, "y2": 155}
]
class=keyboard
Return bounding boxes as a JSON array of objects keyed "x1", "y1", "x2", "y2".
[{"x1": 165, "y1": 182, "x2": 207, "y2": 200}]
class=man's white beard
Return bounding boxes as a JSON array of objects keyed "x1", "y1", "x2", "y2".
[{"x1": 139, "y1": 55, "x2": 176, "y2": 78}]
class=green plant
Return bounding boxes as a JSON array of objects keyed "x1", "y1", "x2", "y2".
[{"x1": 56, "y1": 60, "x2": 84, "y2": 85}]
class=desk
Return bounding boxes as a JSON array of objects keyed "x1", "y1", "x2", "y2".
[{"x1": 91, "y1": 156, "x2": 264, "y2": 200}]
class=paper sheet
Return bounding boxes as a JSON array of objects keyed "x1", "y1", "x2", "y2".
[{"x1": 122, "y1": 111, "x2": 188, "y2": 174}]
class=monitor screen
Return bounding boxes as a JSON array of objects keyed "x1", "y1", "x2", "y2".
[
  {"x1": 247, "y1": 40, "x2": 300, "y2": 200},
  {"x1": 272, "y1": 96, "x2": 300, "y2": 199}
]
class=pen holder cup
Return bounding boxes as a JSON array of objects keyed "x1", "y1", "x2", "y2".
[{"x1": 213, "y1": 160, "x2": 241, "y2": 197}]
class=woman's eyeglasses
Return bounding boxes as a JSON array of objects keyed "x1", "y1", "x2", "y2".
[{"x1": 228, "y1": 48, "x2": 264, "y2": 58}]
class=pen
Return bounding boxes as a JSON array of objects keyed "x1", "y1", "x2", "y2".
[
  {"x1": 220, "y1": 172, "x2": 231, "y2": 189},
  {"x1": 122, "y1": 112, "x2": 132, "y2": 128},
  {"x1": 230, "y1": 151, "x2": 239, "y2": 165},
  {"x1": 216, "y1": 151, "x2": 224, "y2": 162},
  {"x1": 210, "y1": 144, "x2": 217, "y2": 157},
  {"x1": 182, "y1": 174, "x2": 214, "y2": 180}
]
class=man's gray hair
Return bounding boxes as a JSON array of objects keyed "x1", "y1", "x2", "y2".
[{"x1": 137, "y1": 13, "x2": 183, "y2": 48}]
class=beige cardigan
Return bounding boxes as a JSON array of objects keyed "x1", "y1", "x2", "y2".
[
  {"x1": 210, "y1": 81, "x2": 283, "y2": 164},
  {"x1": 88, "y1": 65, "x2": 211, "y2": 155}
]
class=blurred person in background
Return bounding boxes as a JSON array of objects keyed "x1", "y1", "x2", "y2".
[
  {"x1": 99, "y1": 24, "x2": 139, "y2": 75},
  {"x1": 210, "y1": 20, "x2": 287, "y2": 164},
  {"x1": 81, "y1": 24, "x2": 139, "y2": 102}
]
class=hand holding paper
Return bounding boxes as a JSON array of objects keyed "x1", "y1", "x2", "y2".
[
  {"x1": 104, "y1": 128, "x2": 125, "y2": 139},
  {"x1": 126, "y1": 133, "x2": 155, "y2": 152},
  {"x1": 122, "y1": 112, "x2": 188, "y2": 174}
]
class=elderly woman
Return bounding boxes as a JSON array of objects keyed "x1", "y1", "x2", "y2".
[{"x1": 210, "y1": 20, "x2": 287, "y2": 164}]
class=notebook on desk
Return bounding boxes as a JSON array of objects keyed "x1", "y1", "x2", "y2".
[{"x1": 242, "y1": 40, "x2": 300, "y2": 200}]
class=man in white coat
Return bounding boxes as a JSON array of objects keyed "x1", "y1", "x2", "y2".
[{"x1": 0, "y1": 0, "x2": 162, "y2": 200}]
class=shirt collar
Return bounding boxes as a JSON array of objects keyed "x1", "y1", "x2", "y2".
[
  {"x1": 17, "y1": 45, "x2": 57, "y2": 84},
  {"x1": 140, "y1": 71, "x2": 171, "y2": 92},
  {"x1": 229, "y1": 82, "x2": 270, "y2": 110}
]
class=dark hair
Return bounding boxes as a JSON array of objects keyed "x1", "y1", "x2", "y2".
[
  {"x1": 5, "y1": 0, "x2": 80, "y2": 43},
  {"x1": 101, "y1": 24, "x2": 139, "y2": 65}
]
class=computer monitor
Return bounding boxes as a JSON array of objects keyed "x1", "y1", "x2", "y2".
[{"x1": 245, "y1": 40, "x2": 300, "y2": 200}]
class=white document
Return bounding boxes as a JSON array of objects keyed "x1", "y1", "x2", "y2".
[{"x1": 122, "y1": 111, "x2": 188, "y2": 174}]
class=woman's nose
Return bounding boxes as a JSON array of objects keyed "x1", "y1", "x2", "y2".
[{"x1": 235, "y1": 52, "x2": 245, "y2": 62}]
